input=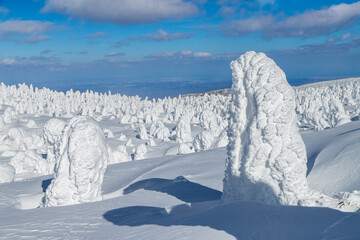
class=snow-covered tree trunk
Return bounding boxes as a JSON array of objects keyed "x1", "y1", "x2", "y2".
[
  {"x1": 43, "y1": 116, "x2": 109, "y2": 207},
  {"x1": 223, "y1": 51, "x2": 309, "y2": 206}
]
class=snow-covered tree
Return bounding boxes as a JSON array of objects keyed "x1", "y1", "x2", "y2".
[
  {"x1": 223, "y1": 51, "x2": 309, "y2": 206},
  {"x1": 176, "y1": 114, "x2": 192, "y2": 143},
  {"x1": 43, "y1": 116, "x2": 109, "y2": 207},
  {"x1": 43, "y1": 118, "x2": 66, "y2": 170}
]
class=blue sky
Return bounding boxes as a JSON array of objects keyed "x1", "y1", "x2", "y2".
[{"x1": 0, "y1": 0, "x2": 359, "y2": 97}]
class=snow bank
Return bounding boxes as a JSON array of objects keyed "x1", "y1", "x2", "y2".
[
  {"x1": 43, "y1": 116, "x2": 109, "y2": 207},
  {"x1": 307, "y1": 125, "x2": 360, "y2": 194},
  {"x1": 223, "y1": 51, "x2": 309, "y2": 206}
]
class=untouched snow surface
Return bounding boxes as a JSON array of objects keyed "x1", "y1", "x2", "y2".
[{"x1": 305, "y1": 121, "x2": 360, "y2": 194}]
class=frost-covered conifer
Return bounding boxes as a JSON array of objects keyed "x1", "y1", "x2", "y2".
[
  {"x1": 223, "y1": 51, "x2": 309, "y2": 206},
  {"x1": 176, "y1": 114, "x2": 192, "y2": 143},
  {"x1": 43, "y1": 118, "x2": 66, "y2": 170},
  {"x1": 134, "y1": 143, "x2": 147, "y2": 160},
  {"x1": 110, "y1": 145, "x2": 131, "y2": 163},
  {"x1": 178, "y1": 143, "x2": 194, "y2": 154},
  {"x1": 43, "y1": 116, "x2": 109, "y2": 207},
  {"x1": 137, "y1": 123, "x2": 149, "y2": 140},
  {"x1": 193, "y1": 131, "x2": 215, "y2": 152},
  {"x1": 0, "y1": 163, "x2": 15, "y2": 183}
]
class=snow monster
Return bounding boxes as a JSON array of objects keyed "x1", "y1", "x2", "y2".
[
  {"x1": 223, "y1": 51, "x2": 309, "y2": 206},
  {"x1": 43, "y1": 116, "x2": 109, "y2": 207}
]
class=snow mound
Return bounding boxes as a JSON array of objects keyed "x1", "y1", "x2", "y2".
[
  {"x1": 307, "y1": 127, "x2": 360, "y2": 194},
  {"x1": 42, "y1": 116, "x2": 109, "y2": 207},
  {"x1": 223, "y1": 51, "x2": 310, "y2": 205}
]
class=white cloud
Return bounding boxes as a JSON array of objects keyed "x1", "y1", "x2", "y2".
[
  {"x1": 217, "y1": 6, "x2": 236, "y2": 16},
  {"x1": 0, "y1": 20, "x2": 53, "y2": 43},
  {"x1": 149, "y1": 52, "x2": 175, "y2": 57},
  {"x1": 112, "y1": 29, "x2": 193, "y2": 48},
  {"x1": 227, "y1": 15, "x2": 272, "y2": 35},
  {"x1": 193, "y1": 52, "x2": 212, "y2": 57},
  {"x1": 340, "y1": 32, "x2": 351, "y2": 41},
  {"x1": 138, "y1": 29, "x2": 194, "y2": 41},
  {"x1": 148, "y1": 50, "x2": 212, "y2": 59},
  {"x1": 0, "y1": 20, "x2": 52, "y2": 35},
  {"x1": 87, "y1": 32, "x2": 111, "y2": 38},
  {"x1": 23, "y1": 35, "x2": 51, "y2": 43},
  {"x1": 225, "y1": 1, "x2": 360, "y2": 38},
  {"x1": 0, "y1": 59, "x2": 17, "y2": 65},
  {"x1": 41, "y1": 49, "x2": 53, "y2": 54},
  {"x1": 257, "y1": 0, "x2": 275, "y2": 6},
  {"x1": 105, "y1": 52, "x2": 124, "y2": 57},
  {"x1": 42, "y1": 0, "x2": 199, "y2": 24},
  {"x1": 179, "y1": 50, "x2": 193, "y2": 55},
  {"x1": 269, "y1": 37, "x2": 360, "y2": 56},
  {"x1": 0, "y1": 56, "x2": 72, "y2": 70}
]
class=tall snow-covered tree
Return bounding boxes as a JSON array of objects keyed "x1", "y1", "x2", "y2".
[{"x1": 223, "y1": 51, "x2": 309, "y2": 206}]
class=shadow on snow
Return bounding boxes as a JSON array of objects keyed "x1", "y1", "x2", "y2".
[
  {"x1": 123, "y1": 176, "x2": 222, "y2": 203},
  {"x1": 103, "y1": 176, "x2": 360, "y2": 239}
]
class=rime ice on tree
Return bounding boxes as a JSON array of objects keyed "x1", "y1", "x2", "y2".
[
  {"x1": 43, "y1": 116, "x2": 109, "y2": 207},
  {"x1": 223, "y1": 51, "x2": 309, "y2": 206},
  {"x1": 43, "y1": 118, "x2": 66, "y2": 171}
]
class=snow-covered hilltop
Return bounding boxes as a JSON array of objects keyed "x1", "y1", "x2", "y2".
[{"x1": 0, "y1": 54, "x2": 359, "y2": 238}]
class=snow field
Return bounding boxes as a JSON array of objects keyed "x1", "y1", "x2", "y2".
[{"x1": 0, "y1": 52, "x2": 359, "y2": 238}]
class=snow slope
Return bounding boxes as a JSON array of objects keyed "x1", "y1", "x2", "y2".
[
  {"x1": 0, "y1": 74, "x2": 359, "y2": 239},
  {"x1": 305, "y1": 121, "x2": 360, "y2": 194},
  {"x1": 0, "y1": 120, "x2": 360, "y2": 239}
]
